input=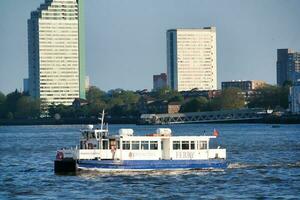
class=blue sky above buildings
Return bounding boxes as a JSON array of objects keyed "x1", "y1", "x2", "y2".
[{"x1": 0, "y1": 0, "x2": 300, "y2": 94}]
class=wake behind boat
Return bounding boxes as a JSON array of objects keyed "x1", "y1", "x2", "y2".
[{"x1": 54, "y1": 111, "x2": 227, "y2": 173}]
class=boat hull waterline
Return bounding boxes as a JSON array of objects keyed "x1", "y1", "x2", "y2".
[{"x1": 77, "y1": 159, "x2": 228, "y2": 171}]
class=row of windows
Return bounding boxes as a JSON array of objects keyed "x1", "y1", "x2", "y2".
[
  {"x1": 120, "y1": 140, "x2": 208, "y2": 150},
  {"x1": 41, "y1": 17, "x2": 78, "y2": 20},
  {"x1": 122, "y1": 141, "x2": 158, "y2": 150},
  {"x1": 173, "y1": 141, "x2": 207, "y2": 150}
]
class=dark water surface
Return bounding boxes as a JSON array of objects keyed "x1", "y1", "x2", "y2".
[{"x1": 0, "y1": 124, "x2": 300, "y2": 199}]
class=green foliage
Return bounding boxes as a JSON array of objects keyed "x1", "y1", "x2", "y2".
[
  {"x1": 0, "y1": 83, "x2": 290, "y2": 120},
  {"x1": 15, "y1": 96, "x2": 40, "y2": 119},
  {"x1": 248, "y1": 85, "x2": 289, "y2": 109},
  {"x1": 152, "y1": 87, "x2": 184, "y2": 103},
  {"x1": 5, "y1": 90, "x2": 23, "y2": 114},
  {"x1": 181, "y1": 97, "x2": 208, "y2": 112},
  {"x1": 87, "y1": 86, "x2": 106, "y2": 104},
  {"x1": 0, "y1": 91, "x2": 6, "y2": 118},
  {"x1": 181, "y1": 88, "x2": 245, "y2": 113},
  {"x1": 108, "y1": 90, "x2": 140, "y2": 116},
  {"x1": 216, "y1": 88, "x2": 245, "y2": 110}
]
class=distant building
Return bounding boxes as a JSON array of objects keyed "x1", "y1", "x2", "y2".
[
  {"x1": 85, "y1": 76, "x2": 90, "y2": 90},
  {"x1": 153, "y1": 73, "x2": 167, "y2": 91},
  {"x1": 221, "y1": 80, "x2": 266, "y2": 91},
  {"x1": 167, "y1": 27, "x2": 217, "y2": 91},
  {"x1": 146, "y1": 100, "x2": 181, "y2": 114},
  {"x1": 290, "y1": 82, "x2": 300, "y2": 114},
  {"x1": 23, "y1": 78, "x2": 29, "y2": 93},
  {"x1": 180, "y1": 90, "x2": 221, "y2": 100},
  {"x1": 277, "y1": 49, "x2": 300, "y2": 86},
  {"x1": 72, "y1": 98, "x2": 88, "y2": 109},
  {"x1": 28, "y1": 0, "x2": 86, "y2": 106},
  {"x1": 167, "y1": 102, "x2": 181, "y2": 114}
]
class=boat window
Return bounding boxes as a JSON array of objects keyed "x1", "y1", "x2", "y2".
[
  {"x1": 82, "y1": 132, "x2": 88, "y2": 139},
  {"x1": 198, "y1": 141, "x2": 207, "y2": 149},
  {"x1": 161, "y1": 141, "x2": 163, "y2": 150},
  {"x1": 88, "y1": 132, "x2": 95, "y2": 139},
  {"x1": 182, "y1": 141, "x2": 189, "y2": 150},
  {"x1": 131, "y1": 141, "x2": 140, "y2": 150},
  {"x1": 191, "y1": 141, "x2": 195, "y2": 150},
  {"x1": 173, "y1": 141, "x2": 180, "y2": 150},
  {"x1": 102, "y1": 140, "x2": 109, "y2": 149},
  {"x1": 122, "y1": 141, "x2": 130, "y2": 150},
  {"x1": 150, "y1": 141, "x2": 158, "y2": 150},
  {"x1": 141, "y1": 141, "x2": 149, "y2": 150},
  {"x1": 117, "y1": 141, "x2": 120, "y2": 149}
]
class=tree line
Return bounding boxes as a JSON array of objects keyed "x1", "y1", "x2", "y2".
[{"x1": 0, "y1": 84, "x2": 290, "y2": 120}]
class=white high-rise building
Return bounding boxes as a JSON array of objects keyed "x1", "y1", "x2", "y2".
[
  {"x1": 290, "y1": 82, "x2": 300, "y2": 114},
  {"x1": 167, "y1": 27, "x2": 217, "y2": 91},
  {"x1": 28, "y1": 0, "x2": 86, "y2": 106}
]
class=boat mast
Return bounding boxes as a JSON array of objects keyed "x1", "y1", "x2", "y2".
[{"x1": 100, "y1": 109, "x2": 105, "y2": 130}]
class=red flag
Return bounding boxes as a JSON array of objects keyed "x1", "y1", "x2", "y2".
[{"x1": 213, "y1": 129, "x2": 219, "y2": 137}]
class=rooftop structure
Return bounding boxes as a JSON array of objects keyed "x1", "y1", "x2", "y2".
[{"x1": 221, "y1": 80, "x2": 266, "y2": 91}]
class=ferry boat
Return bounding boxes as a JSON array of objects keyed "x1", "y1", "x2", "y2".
[{"x1": 54, "y1": 112, "x2": 227, "y2": 173}]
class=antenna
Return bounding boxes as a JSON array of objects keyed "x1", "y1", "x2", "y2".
[{"x1": 100, "y1": 109, "x2": 105, "y2": 130}]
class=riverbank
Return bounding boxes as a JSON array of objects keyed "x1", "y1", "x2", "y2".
[
  {"x1": 0, "y1": 117, "x2": 138, "y2": 126},
  {"x1": 1, "y1": 114, "x2": 300, "y2": 126}
]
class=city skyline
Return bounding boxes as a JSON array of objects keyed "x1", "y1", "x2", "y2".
[{"x1": 1, "y1": 0, "x2": 300, "y2": 94}]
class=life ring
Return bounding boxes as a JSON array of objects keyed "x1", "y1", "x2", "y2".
[{"x1": 56, "y1": 151, "x2": 64, "y2": 160}]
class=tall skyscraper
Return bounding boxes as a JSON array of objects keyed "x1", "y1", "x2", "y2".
[
  {"x1": 28, "y1": 0, "x2": 86, "y2": 106},
  {"x1": 277, "y1": 49, "x2": 300, "y2": 86},
  {"x1": 167, "y1": 27, "x2": 217, "y2": 91}
]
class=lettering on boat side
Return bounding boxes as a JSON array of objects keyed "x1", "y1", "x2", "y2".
[
  {"x1": 129, "y1": 152, "x2": 157, "y2": 158},
  {"x1": 176, "y1": 152, "x2": 195, "y2": 159}
]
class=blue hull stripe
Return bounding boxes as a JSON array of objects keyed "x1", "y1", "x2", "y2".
[{"x1": 78, "y1": 160, "x2": 228, "y2": 170}]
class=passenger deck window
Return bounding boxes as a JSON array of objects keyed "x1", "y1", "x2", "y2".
[
  {"x1": 131, "y1": 141, "x2": 140, "y2": 150},
  {"x1": 102, "y1": 140, "x2": 108, "y2": 149},
  {"x1": 198, "y1": 141, "x2": 207, "y2": 149},
  {"x1": 173, "y1": 141, "x2": 180, "y2": 150},
  {"x1": 191, "y1": 141, "x2": 195, "y2": 150},
  {"x1": 141, "y1": 141, "x2": 149, "y2": 150},
  {"x1": 182, "y1": 141, "x2": 189, "y2": 150},
  {"x1": 122, "y1": 141, "x2": 130, "y2": 150},
  {"x1": 150, "y1": 141, "x2": 158, "y2": 150}
]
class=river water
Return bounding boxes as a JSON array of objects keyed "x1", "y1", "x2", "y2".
[{"x1": 0, "y1": 124, "x2": 300, "y2": 199}]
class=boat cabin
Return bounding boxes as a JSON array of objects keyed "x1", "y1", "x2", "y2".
[{"x1": 74, "y1": 127, "x2": 226, "y2": 161}]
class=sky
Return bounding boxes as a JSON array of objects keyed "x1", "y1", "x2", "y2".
[{"x1": 0, "y1": 0, "x2": 300, "y2": 94}]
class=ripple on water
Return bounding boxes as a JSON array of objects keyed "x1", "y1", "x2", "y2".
[{"x1": 0, "y1": 124, "x2": 300, "y2": 199}]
